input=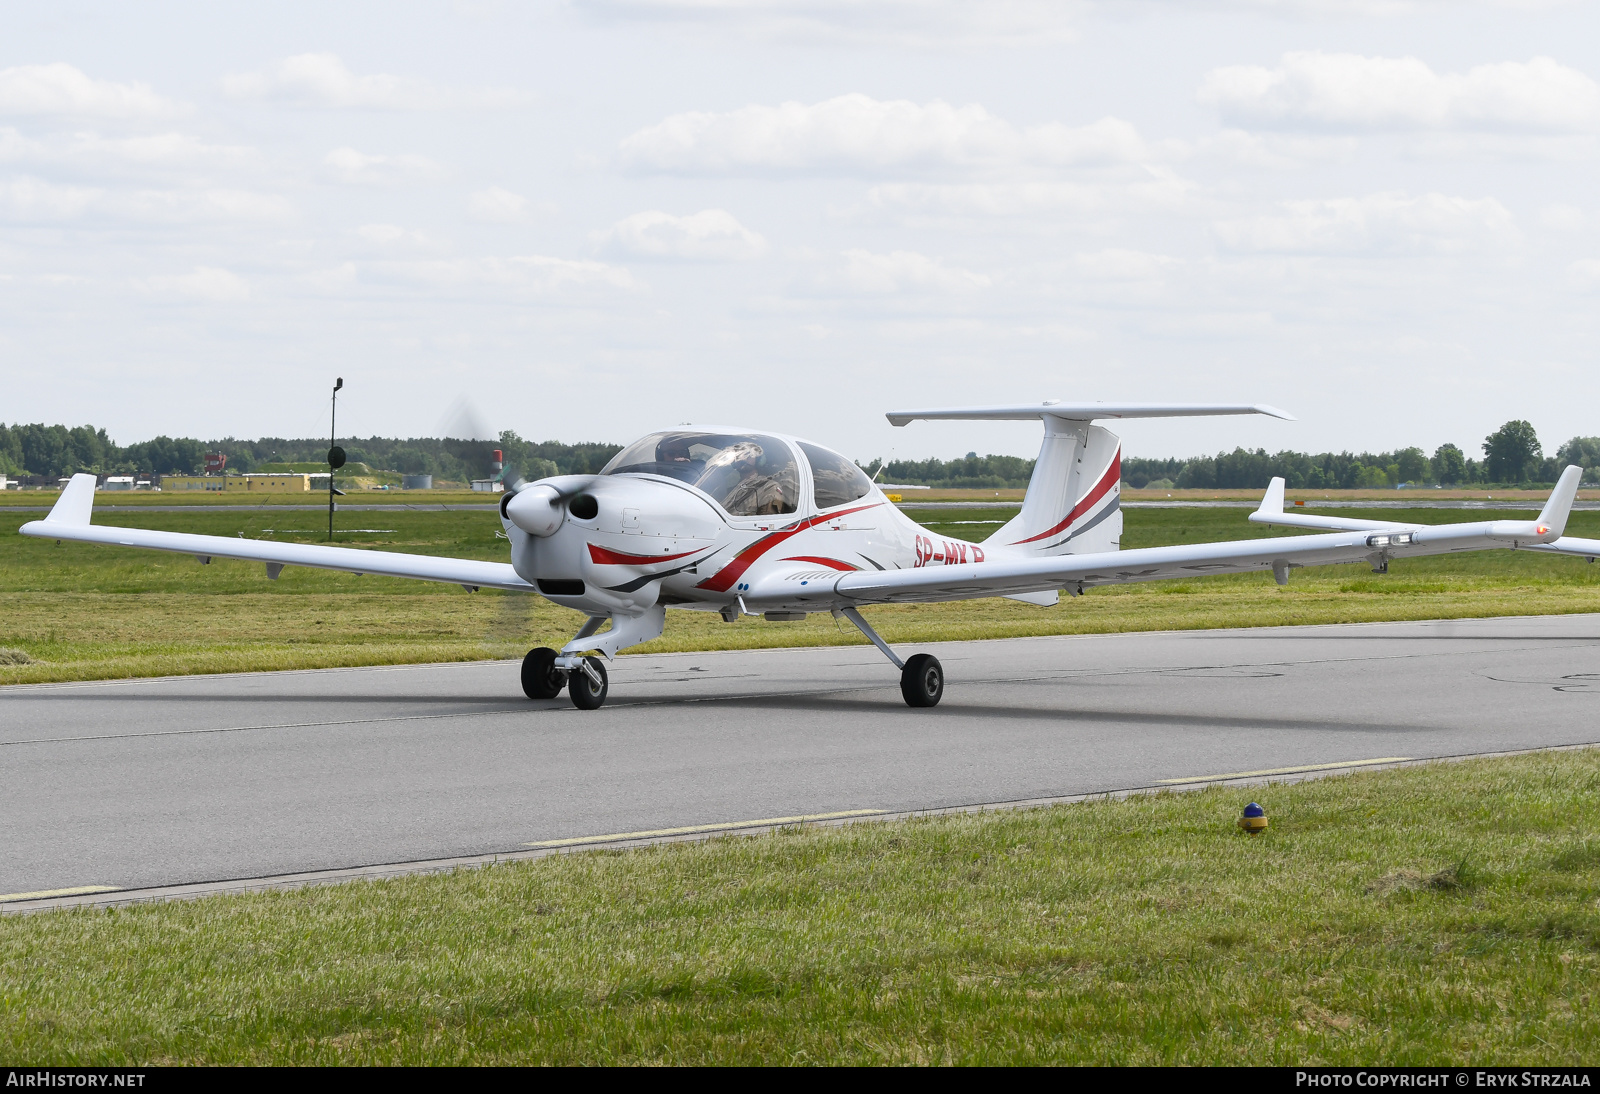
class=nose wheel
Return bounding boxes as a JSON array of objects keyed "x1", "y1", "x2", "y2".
[{"x1": 568, "y1": 657, "x2": 609, "y2": 710}]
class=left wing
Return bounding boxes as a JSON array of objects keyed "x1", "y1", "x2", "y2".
[
  {"x1": 19, "y1": 473, "x2": 534, "y2": 592},
  {"x1": 829, "y1": 467, "x2": 1582, "y2": 605}
]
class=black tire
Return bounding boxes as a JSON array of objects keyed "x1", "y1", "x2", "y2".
[
  {"x1": 900, "y1": 653, "x2": 943, "y2": 708},
  {"x1": 568, "y1": 658, "x2": 609, "y2": 710},
  {"x1": 521, "y1": 647, "x2": 566, "y2": 700}
]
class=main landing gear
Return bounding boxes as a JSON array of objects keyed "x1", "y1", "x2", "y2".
[
  {"x1": 838, "y1": 607, "x2": 944, "y2": 708},
  {"x1": 521, "y1": 646, "x2": 610, "y2": 710}
]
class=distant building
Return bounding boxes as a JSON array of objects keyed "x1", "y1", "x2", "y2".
[
  {"x1": 204, "y1": 453, "x2": 227, "y2": 475},
  {"x1": 160, "y1": 473, "x2": 314, "y2": 493},
  {"x1": 402, "y1": 474, "x2": 433, "y2": 490},
  {"x1": 470, "y1": 479, "x2": 504, "y2": 493},
  {"x1": 102, "y1": 476, "x2": 136, "y2": 491}
]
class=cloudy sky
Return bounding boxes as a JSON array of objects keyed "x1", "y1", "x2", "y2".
[{"x1": 3, "y1": 1, "x2": 1598, "y2": 463}]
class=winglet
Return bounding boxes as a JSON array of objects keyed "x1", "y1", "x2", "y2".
[
  {"x1": 43, "y1": 473, "x2": 96, "y2": 527},
  {"x1": 1536, "y1": 465, "x2": 1583, "y2": 540},
  {"x1": 1255, "y1": 476, "x2": 1286, "y2": 520}
]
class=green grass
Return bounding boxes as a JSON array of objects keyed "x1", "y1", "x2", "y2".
[
  {"x1": 3, "y1": 506, "x2": 1600, "y2": 684},
  {"x1": 4, "y1": 750, "x2": 1598, "y2": 1064}
]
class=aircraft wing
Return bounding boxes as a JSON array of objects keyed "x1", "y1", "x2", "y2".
[
  {"x1": 18, "y1": 473, "x2": 533, "y2": 593},
  {"x1": 1248, "y1": 475, "x2": 1600, "y2": 563},
  {"x1": 832, "y1": 467, "x2": 1584, "y2": 605}
]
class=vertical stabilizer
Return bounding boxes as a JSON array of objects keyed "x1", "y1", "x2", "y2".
[
  {"x1": 44, "y1": 472, "x2": 97, "y2": 527},
  {"x1": 885, "y1": 401, "x2": 1294, "y2": 560},
  {"x1": 986, "y1": 421, "x2": 1122, "y2": 557}
]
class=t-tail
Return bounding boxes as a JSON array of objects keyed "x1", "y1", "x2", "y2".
[{"x1": 885, "y1": 402, "x2": 1295, "y2": 558}]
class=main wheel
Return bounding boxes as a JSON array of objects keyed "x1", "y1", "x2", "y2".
[
  {"x1": 520, "y1": 647, "x2": 566, "y2": 700},
  {"x1": 900, "y1": 653, "x2": 943, "y2": 708},
  {"x1": 568, "y1": 658, "x2": 609, "y2": 710}
]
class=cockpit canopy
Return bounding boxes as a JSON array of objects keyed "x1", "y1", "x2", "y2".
[
  {"x1": 601, "y1": 431, "x2": 800, "y2": 516},
  {"x1": 797, "y1": 442, "x2": 873, "y2": 510}
]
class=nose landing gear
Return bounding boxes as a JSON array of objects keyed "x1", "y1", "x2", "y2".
[{"x1": 567, "y1": 657, "x2": 609, "y2": 710}]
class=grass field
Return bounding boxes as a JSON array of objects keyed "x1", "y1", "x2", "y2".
[
  {"x1": 3, "y1": 749, "x2": 1597, "y2": 1064},
  {"x1": 3, "y1": 505, "x2": 1600, "y2": 684}
]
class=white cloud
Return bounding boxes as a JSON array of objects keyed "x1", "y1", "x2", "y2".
[
  {"x1": 223, "y1": 54, "x2": 527, "y2": 110},
  {"x1": 1072, "y1": 249, "x2": 1180, "y2": 280},
  {"x1": 366, "y1": 255, "x2": 639, "y2": 294},
  {"x1": 356, "y1": 223, "x2": 436, "y2": 248},
  {"x1": 832, "y1": 249, "x2": 990, "y2": 293},
  {"x1": 0, "y1": 127, "x2": 259, "y2": 179},
  {"x1": 1213, "y1": 191, "x2": 1519, "y2": 253},
  {"x1": 620, "y1": 95, "x2": 1149, "y2": 175},
  {"x1": 575, "y1": 0, "x2": 1084, "y2": 47},
  {"x1": 1569, "y1": 258, "x2": 1600, "y2": 285},
  {"x1": 467, "y1": 186, "x2": 529, "y2": 223},
  {"x1": 600, "y1": 208, "x2": 767, "y2": 260},
  {"x1": 1199, "y1": 53, "x2": 1600, "y2": 132},
  {"x1": 1197, "y1": 128, "x2": 1359, "y2": 168},
  {"x1": 0, "y1": 175, "x2": 293, "y2": 223},
  {"x1": 866, "y1": 170, "x2": 1193, "y2": 218},
  {"x1": 134, "y1": 266, "x2": 251, "y2": 301},
  {"x1": 323, "y1": 147, "x2": 447, "y2": 186},
  {"x1": 0, "y1": 63, "x2": 183, "y2": 121}
]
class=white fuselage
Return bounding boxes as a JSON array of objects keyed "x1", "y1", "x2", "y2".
[{"x1": 504, "y1": 439, "x2": 993, "y2": 620}]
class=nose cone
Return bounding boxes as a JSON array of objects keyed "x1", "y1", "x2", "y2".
[{"x1": 504, "y1": 484, "x2": 565, "y2": 537}]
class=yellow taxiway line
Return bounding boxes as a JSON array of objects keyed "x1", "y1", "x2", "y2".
[
  {"x1": 1159, "y1": 757, "x2": 1412, "y2": 784},
  {"x1": 0, "y1": 884, "x2": 121, "y2": 903},
  {"x1": 526, "y1": 809, "x2": 887, "y2": 848}
]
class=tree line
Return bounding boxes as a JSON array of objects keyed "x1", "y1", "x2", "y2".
[
  {"x1": 4, "y1": 418, "x2": 1594, "y2": 491},
  {"x1": 871, "y1": 421, "x2": 1600, "y2": 490},
  {"x1": 0, "y1": 423, "x2": 620, "y2": 485}
]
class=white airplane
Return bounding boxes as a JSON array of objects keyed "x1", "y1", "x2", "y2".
[{"x1": 22, "y1": 403, "x2": 1591, "y2": 711}]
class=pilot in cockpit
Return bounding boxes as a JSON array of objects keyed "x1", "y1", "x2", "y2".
[{"x1": 697, "y1": 441, "x2": 789, "y2": 516}]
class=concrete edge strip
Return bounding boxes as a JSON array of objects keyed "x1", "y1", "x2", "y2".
[{"x1": 6, "y1": 739, "x2": 1597, "y2": 915}]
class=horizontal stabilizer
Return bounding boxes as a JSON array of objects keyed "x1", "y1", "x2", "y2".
[{"x1": 887, "y1": 402, "x2": 1294, "y2": 427}]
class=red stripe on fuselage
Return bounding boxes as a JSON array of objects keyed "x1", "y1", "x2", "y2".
[
  {"x1": 588, "y1": 543, "x2": 706, "y2": 566},
  {"x1": 696, "y1": 503, "x2": 880, "y2": 593},
  {"x1": 1011, "y1": 450, "x2": 1121, "y2": 546},
  {"x1": 780, "y1": 556, "x2": 859, "y2": 571}
]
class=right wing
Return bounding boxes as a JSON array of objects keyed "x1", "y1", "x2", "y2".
[
  {"x1": 20, "y1": 473, "x2": 533, "y2": 592},
  {"x1": 831, "y1": 467, "x2": 1583, "y2": 605}
]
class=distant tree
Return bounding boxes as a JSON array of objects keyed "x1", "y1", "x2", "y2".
[
  {"x1": 1557, "y1": 437, "x2": 1600, "y2": 482},
  {"x1": 1431, "y1": 443, "x2": 1467, "y2": 485},
  {"x1": 1482, "y1": 420, "x2": 1542, "y2": 483},
  {"x1": 1395, "y1": 447, "x2": 1429, "y2": 483}
]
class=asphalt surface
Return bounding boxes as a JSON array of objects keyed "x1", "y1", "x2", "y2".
[{"x1": 4, "y1": 613, "x2": 1599, "y2": 901}]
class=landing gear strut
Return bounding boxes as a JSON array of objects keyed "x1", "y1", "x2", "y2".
[{"x1": 837, "y1": 607, "x2": 944, "y2": 709}]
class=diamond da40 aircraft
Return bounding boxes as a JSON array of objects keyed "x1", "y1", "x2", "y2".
[{"x1": 24, "y1": 403, "x2": 1600, "y2": 710}]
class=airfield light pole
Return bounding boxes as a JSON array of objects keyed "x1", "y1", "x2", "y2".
[{"x1": 327, "y1": 377, "x2": 345, "y2": 542}]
